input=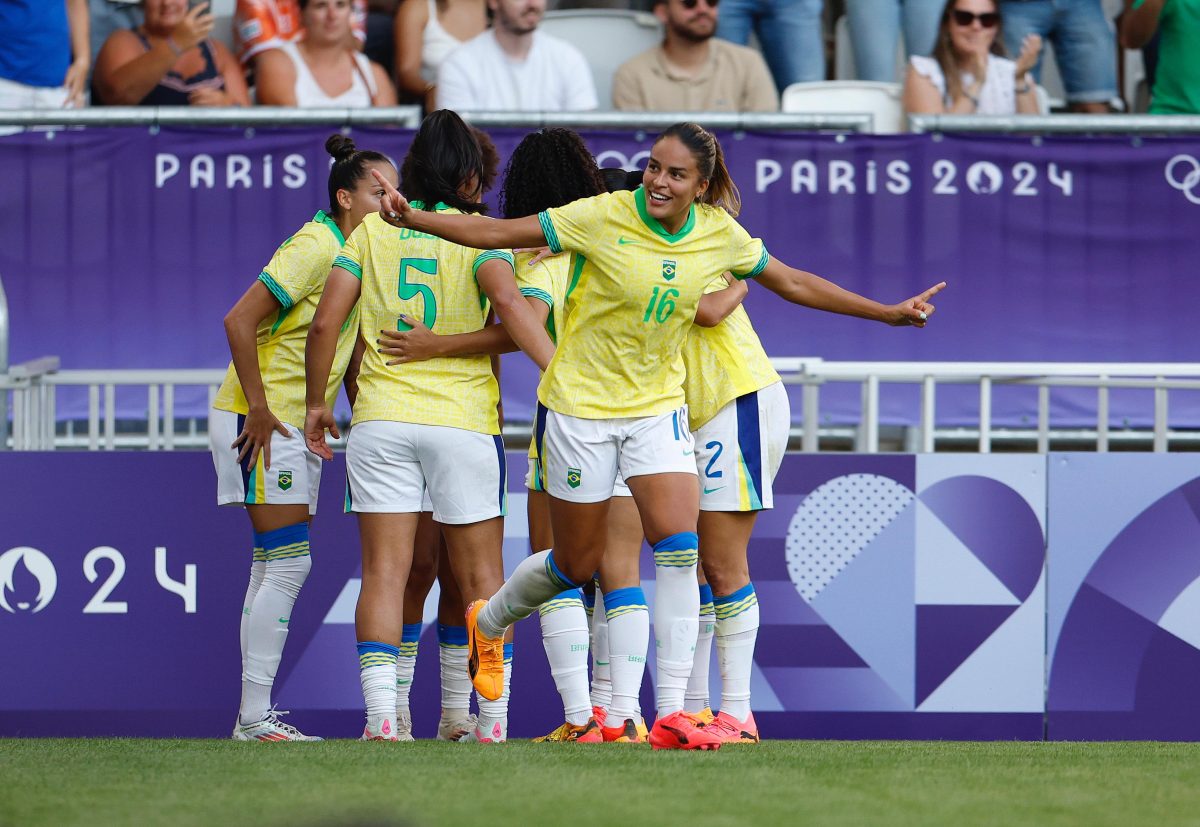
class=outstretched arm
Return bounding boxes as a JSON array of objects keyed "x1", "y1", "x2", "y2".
[
  {"x1": 755, "y1": 256, "x2": 944, "y2": 327},
  {"x1": 372, "y1": 169, "x2": 547, "y2": 249}
]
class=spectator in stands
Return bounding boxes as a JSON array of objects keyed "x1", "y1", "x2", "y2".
[
  {"x1": 0, "y1": 0, "x2": 90, "y2": 109},
  {"x1": 717, "y1": 0, "x2": 824, "y2": 91},
  {"x1": 847, "y1": 0, "x2": 943, "y2": 82},
  {"x1": 363, "y1": 0, "x2": 399, "y2": 74},
  {"x1": 393, "y1": 0, "x2": 487, "y2": 110},
  {"x1": 613, "y1": 0, "x2": 777, "y2": 111},
  {"x1": 903, "y1": 0, "x2": 1042, "y2": 114},
  {"x1": 1119, "y1": 0, "x2": 1198, "y2": 113},
  {"x1": 90, "y1": 1, "x2": 141, "y2": 81},
  {"x1": 255, "y1": 0, "x2": 396, "y2": 106},
  {"x1": 235, "y1": 0, "x2": 366, "y2": 67},
  {"x1": 94, "y1": 0, "x2": 249, "y2": 106},
  {"x1": 436, "y1": 0, "x2": 597, "y2": 111},
  {"x1": 997, "y1": 0, "x2": 1116, "y2": 111}
]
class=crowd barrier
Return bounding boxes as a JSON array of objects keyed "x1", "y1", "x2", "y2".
[{"x1": 1, "y1": 450, "x2": 1197, "y2": 740}]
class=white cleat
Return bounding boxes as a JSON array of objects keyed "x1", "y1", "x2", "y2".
[
  {"x1": 458, "y1": 718, "x2": 507, "y2": 744},
  {"x1": 361, "y1": 716, "x2": 400, "y2": 741},
  {"x1": 233, "y1": 709, "x2": 322, "y2": 742},
  {"x1": 393, "y1": 710, "x2": 415, "y2": 742},
  {"x1": 437, "y1": 712, "x2": 477, "y2": 741}
]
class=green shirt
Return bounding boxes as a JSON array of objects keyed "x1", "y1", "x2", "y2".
[{"x1": 1144, "y1": 0, "x2": 1200, "y2": 114}]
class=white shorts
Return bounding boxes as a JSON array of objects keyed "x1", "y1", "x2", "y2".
[
  {"x1": 210, "y1": 408, "x2": 322, "y2": 513},
  {"x1": 525, "y1": 455, "x2": 633, "y2": 497},
  {"x1": 535, "y1": 404, "x2": 696, "y2": 504},
  {"x1": 694, "y1": 381, "x2": 790, "y2": 512},
  {"x1": 346, "y1": 420, "x2": 506, "y2": 525}
]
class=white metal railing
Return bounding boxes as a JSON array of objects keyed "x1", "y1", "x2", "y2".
[{"x1": 3, "y1": 361, "x2": 1200, "y2": 453}]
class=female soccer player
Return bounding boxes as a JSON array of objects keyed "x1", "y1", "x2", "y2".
[
  {"x1": 304, "y1": 110, "x2": 554, "y2": 743},
  {"x1": 372, "y1": 121, "x2": 944, "y2": 750},
  {"x1": 211, "y1": 134, "x2": 394, "y2": 742}
]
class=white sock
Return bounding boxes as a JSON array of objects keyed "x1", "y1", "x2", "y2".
[
  {"x1": 239, "y1": 556, "x2": 266, "y2": 671},
  {"x1": 590, "y1": 586, "x2": 612, "y2": 710},
  {"x1": 437, "y1": 624, "x2": 472, "y2": 717},
  {"x1": 715, "y1": 583, "x2": 759, "y2": 722},
  {"x1": 477, "y1": 550, "x2": 576, "y2": 639},
  {"x1": 240, "y1": 526, "x2": 311, "y2": 726},
  {"x1": 686, "y1": 583, "x2": 716, "y2": 713},
  {"x1": 476, "y1": 645, "x2": 513, "y2": 740},
  {"x1": 539, "y1": 589, "x2": 592, "y2": 726},
  {"x1": 358, "y1": 642, "x2": 399, "y2": 730},
  {"x1": 395, "y1": 623, "x2": 421, "y2": 717},
  {"x1": 604, "y1": 587, "x2": 649, "y2": 723},
  {"x1": 651, "y1": 533, "x2": 700, "y2": 718}
]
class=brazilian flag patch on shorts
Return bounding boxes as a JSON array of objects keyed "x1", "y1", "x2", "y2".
[
  {"x1": 278, "y1": 470, "x2": 293, "y2": 491},
  {"x1": 567, "y1": 467, "x2": 582, "y2": 489}
]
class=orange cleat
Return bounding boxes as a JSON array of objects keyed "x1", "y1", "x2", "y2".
[
  {"x1": 647, "y1": 710, "x2": 722, "y2": 751},
  {"x1": 591, "y1": 705, "x2": 608, "y2": 727},
  {"x1": 465, "y1": 600, "x2": 505, "y2": 702},
  {"x1": 708, "y1": 710, "x2": 760, "y2": 744},
  {"x1": 534, "y1": 719, "x2": 604, "y2": 743},
  {"x1": 693, "y1": 707, "x2": 715, "y2": 726},
  {"x1": 601, "y1": 717, "x2": 647, "y2": 744}
]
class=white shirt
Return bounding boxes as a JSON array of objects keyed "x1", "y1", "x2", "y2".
[
  {"x1": 910, "y1": 54, "x2": 1017, "y2": 115},
  {"x1": 437, "y1": 29, "x2": 598, "y2": 111},
  {"x1": 279, "y1": 41, "x2": 377, "y2": 108}
]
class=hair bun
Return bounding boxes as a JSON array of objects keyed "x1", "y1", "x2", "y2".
[{"x1": 325, "y1": 134, "x2": 357, "y2": 161}]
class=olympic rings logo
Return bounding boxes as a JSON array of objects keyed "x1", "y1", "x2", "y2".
[{"x1": 1165, "y1": 155, "x2": 1200, "y2": 205}]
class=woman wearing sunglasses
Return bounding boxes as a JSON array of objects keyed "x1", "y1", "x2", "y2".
[{"x1": 903, "y1": 0, "x2": 1042, "y2": 114}]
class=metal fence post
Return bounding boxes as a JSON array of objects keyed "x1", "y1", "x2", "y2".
[{"x1": 0, "y1": 271, "x2": 8, "y2": 451}]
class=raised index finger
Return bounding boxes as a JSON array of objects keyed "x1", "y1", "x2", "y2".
[
  {"x1": 372, "y1": 168, "x2": 403, "y2": 201},
  {"x1": 917, "y1": 281, "x2": 947, "y2": 302}
]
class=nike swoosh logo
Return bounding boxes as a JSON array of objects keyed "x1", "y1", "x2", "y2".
[
  {"x1": 682, "y1": 449, "x2": 695, "y2": 456},
  {"x1": 703, "y1": 486, "x2": 725, "y2": 494},
  {"x1": 617, "y1": 237, "x2": 639, "y2": 246},
  {"x1": 278, "y1": 617, "x2": 290, "y2": 623}
]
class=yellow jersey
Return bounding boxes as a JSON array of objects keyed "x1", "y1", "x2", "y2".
[
  {"x1": 682, "y1": 275, "x2": 781, "y2": 430},
  {"x1": 213, "y1": 210, "x2": 358, "y2": 428},
  {"x1": 334, "y1": 206, "x2": 513, "y2": 434},
  {"x1": 536, "y1": 187, "x2": 767, "y2": 419},
  {"x1": 515, "y1": 250, "x2": 573, "y2": 460}
]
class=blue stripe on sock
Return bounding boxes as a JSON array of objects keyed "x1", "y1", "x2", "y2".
[
  {"x1": 546, "y1": 551, "x2": 579, "y2": 589},
  {"x1": 603, "y1": 586, "x2": 647, "y2": 611},
  {"x1": 401, "y1": 623, "x2": 422, "y2": 644},
  {"x1": 438, "y1": 624, "x2": 468, "y2": 646},
  {"x1": 653, "y1": 532, "x2": 699, "y2": 553},
  {"x1": 255, "y1": 522, "x2": 310, "y2": 552},
  {"x1": 699, "y1": 583, "x2": 715, "y2": 607},
  {"x1": 715, "y1": 582, "x2": 756, "y2": 606},
  {"x1": 503, "y1": 643, "x2": 514, "y2": 662},
  {"x1": 357, "y1": 640, "x2": 399, "y2": 658},
  {"x1": 550, "y1": 589, "x2": 581, "y2": 602}
]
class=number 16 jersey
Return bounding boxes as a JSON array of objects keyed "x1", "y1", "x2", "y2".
[{"x1": 537, "y1": 187, "x2": 768, "y2": 420}]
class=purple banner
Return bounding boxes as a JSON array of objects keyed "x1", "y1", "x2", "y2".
[{"x1": 2, "y1": 127, "x2": 1200, "y2": 427}]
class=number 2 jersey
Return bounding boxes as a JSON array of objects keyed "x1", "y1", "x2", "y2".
[
  {"x1": 334, "y1": 207, "x2": 514, "y2": 435},
  {"x1": 213, "y1": 210, "x2": 359, "y2": 428},
  {"x1": 537, "y1": 187, "x2": 768, "y2": 420}
]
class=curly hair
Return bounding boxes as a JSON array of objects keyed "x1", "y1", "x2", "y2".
[
  {"x1": 400, "y1": 110, "x2": 488, "y2": 214},
  {"x1": 499, "y1": 128, "x2": 607, "y2": 219}
]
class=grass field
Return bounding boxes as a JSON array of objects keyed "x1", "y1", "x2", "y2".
[{"x1": 2, "y1": 739, "x2": 1198, "y2": 827}]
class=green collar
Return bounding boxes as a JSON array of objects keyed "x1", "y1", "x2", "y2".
[
  {"x1": 313, "y1": 210, "x2": 345, "y2": 246},
  {"x1": 410, "y1": 200, "x2": 452, "y2": 212},
  {"x1": 634, "y1": 186, "x2": 696, "y2": 243}
]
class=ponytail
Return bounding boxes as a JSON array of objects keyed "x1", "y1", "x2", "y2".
[{"x1": 657, "y1": 122, "x2": 742, "y2": 217}]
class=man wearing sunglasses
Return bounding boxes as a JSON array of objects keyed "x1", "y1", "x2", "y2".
[{"x1": 612, "y1": 0, "x2": 777, "y2": 111}]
